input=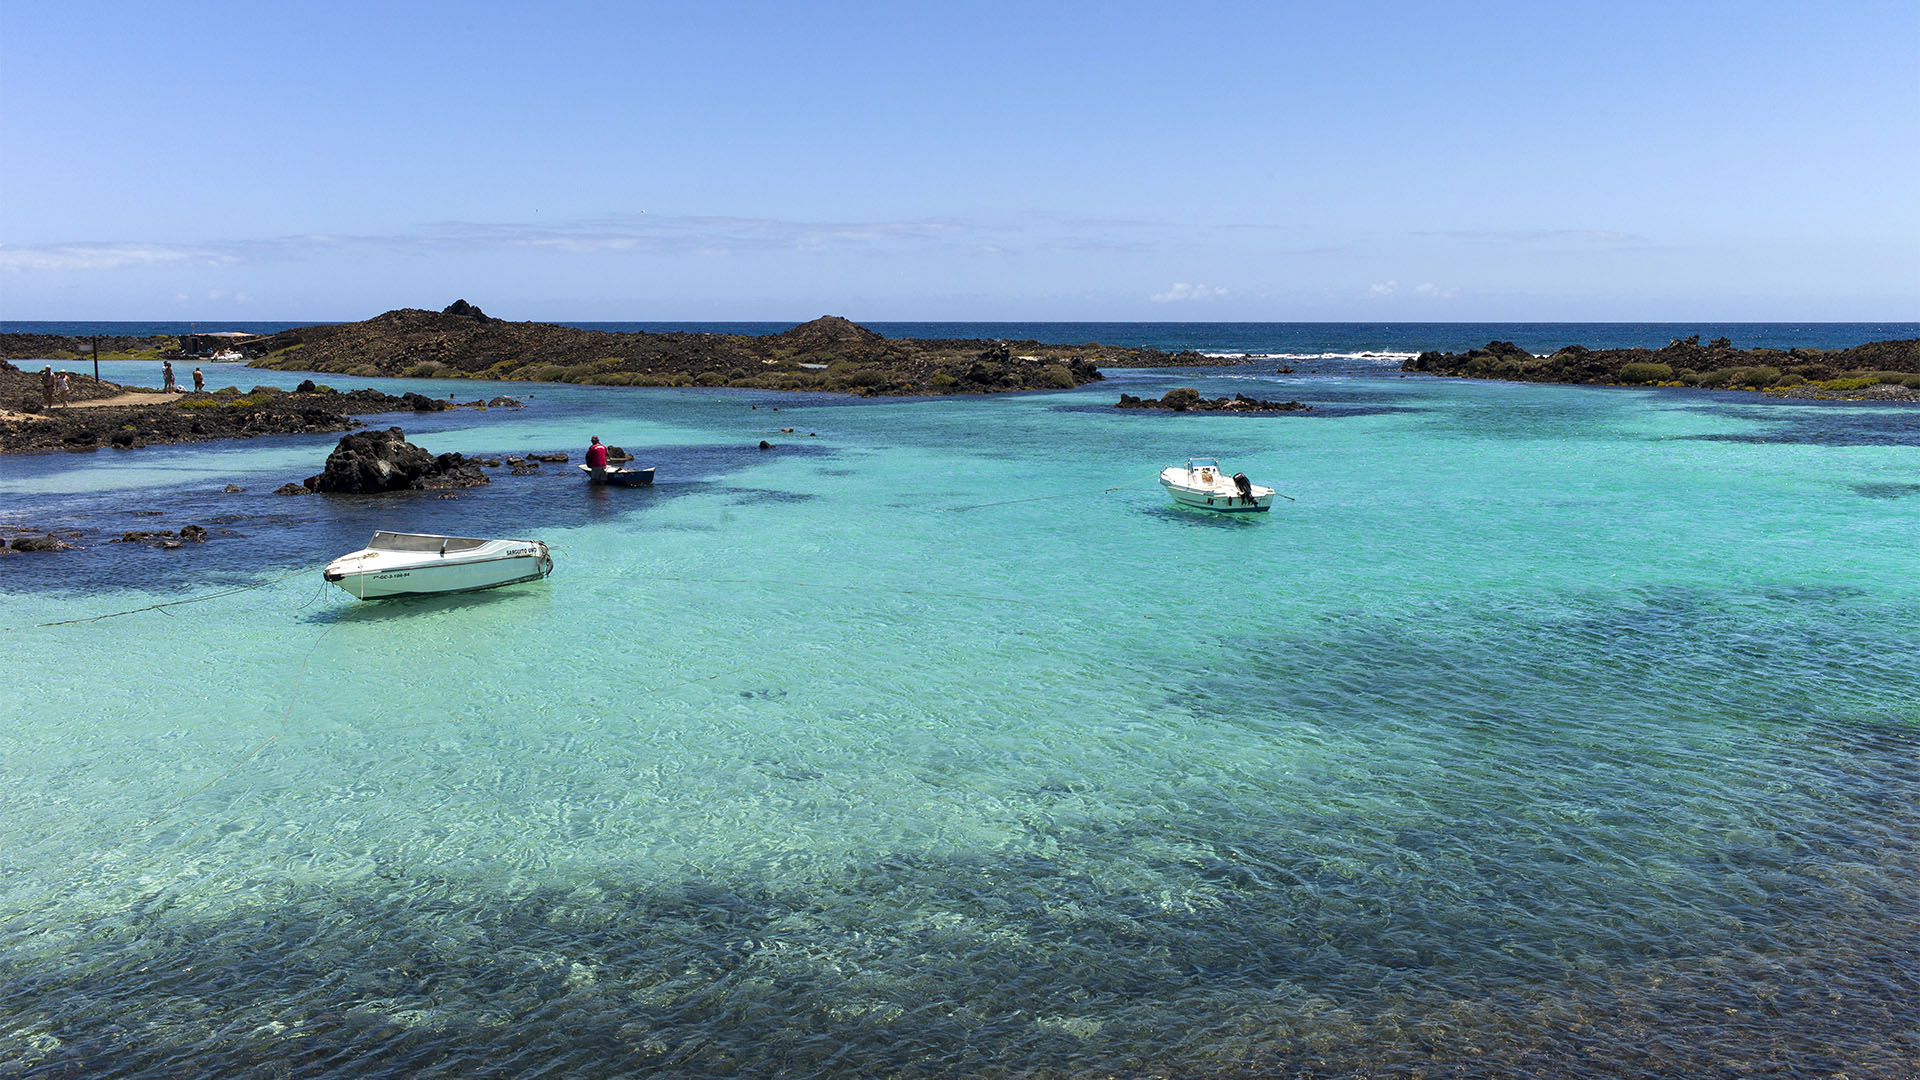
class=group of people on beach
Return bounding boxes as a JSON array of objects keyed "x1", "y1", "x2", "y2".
[
  {"x1": 159, "y1": 361, "x2": 205, "y2": 393},
  {"x1": 36, "y1": 359, "x2": 207, "y2": 410}
]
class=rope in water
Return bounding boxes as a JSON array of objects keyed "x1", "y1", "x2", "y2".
[
  {"x1": 643, "y1": 574, "x2": 1029, "y2": 605},
  {"x1": 11, "y1": 559, "x2": 1031, "y2": 629},
  {"x1": 10, "y1": 572, "x2": 339, "y2": 899},
  {"x1": 939, "y1": 485, "x2": 1296, "y2": 509},
  {"x1": 937, "y1": 486, "x2": 1126, "y2": 512},
  {"x1": 5, "y1": 564, "x2": 327, "y2": 632}
]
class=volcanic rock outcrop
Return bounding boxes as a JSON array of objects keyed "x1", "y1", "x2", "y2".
[
  {"x1": 302, "y1": 427, "x2": 488, "y2": 493},
  {"x1": 1404, "y1": 337, "x2": 1920, "y2": 397},
  {"x1": 1116, "y1": 389, "x2": 1311, "y2": 412},
  {"x1": 233, "y1": 310, "x2": 1197, "y2": 394}
]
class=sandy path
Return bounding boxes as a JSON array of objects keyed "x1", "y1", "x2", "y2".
[
  {"x1": 61, "y1": 391, "x2": 186, "y2": 408},
  {"x1": 0, "y1": 391, "x2": 182, "y2": 422}
]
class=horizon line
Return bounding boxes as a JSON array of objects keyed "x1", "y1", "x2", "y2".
[{"x1": 6, "y1": 317, "x2": 1918, "y2": 327}]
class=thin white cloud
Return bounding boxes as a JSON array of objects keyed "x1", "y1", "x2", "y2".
[
  {"x1": 1414, "y1": 282, "x2": 1455, "y2": 299},
  {"x1": 1064, "y1": 237, "x2": 1157, "y2": 255},
  {"x1": 1056, "y1": 215, "x2": 1170, "y2": 231},
  {"x1": 1368, "y1": 280, "x2": 1399, "y2": 297},
  {"x1": 0, "y1": 215, "x2": 1001, "y2": 270},
  {"x1": 1414, "y1": 229, "x2": 1648, "y2": 247},
  {"x1": 420, "y1": 214, "x2": 977, "y2": 255},
  {"x1": 0, "y1": 242, "x2": 242, "y2": 272},
  {"x1": 1151, "y1": 282, "x2": 1229, "y2": 303}
]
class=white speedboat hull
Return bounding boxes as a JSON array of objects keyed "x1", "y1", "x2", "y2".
[
  {"x1": 1159, "y1": 461, "x2": 1274, "y2": 513},
  {"x1": 324, "y1": 531, "x2": 553, "y2": 600}
]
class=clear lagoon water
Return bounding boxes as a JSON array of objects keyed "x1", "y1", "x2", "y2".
[{"x1": 2, "y1": 328, "x2": 1918, "y2": 1077}]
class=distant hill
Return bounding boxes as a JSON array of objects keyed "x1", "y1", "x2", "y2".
[{"x1": 232, "y1": 307, "x2": 1198, "y2": 395}]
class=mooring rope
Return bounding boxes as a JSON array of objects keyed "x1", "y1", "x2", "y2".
[
  {"x1": 9, "y1": 563, "x2": 326, "y2": 631},
  {"x1": 642, "y1": 574, "x2": 1030, "y2": 605},
  {"x1": 11, "y1": 572, "x2": 340, "y2": 902},
  {"x1": 942, "y1": 484, "x2": 1300, "y2": 507},
  {"x1": 937, "y1": 486, "x2": 1126, "y2": 512}
]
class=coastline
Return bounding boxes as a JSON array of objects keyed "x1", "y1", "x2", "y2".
[
  {"x1": 0, "y1": 361, "x2": 496, "y2": 455},
  {"x1": 8, "y1": 312, "x2": 1916, "y2": 405},
  {"x1": 1404, "y1": 336, "x2": 1920, "y2": 400},
  {"x1": 11, "y1": 324, "x2": 1919, "y2": 456}
]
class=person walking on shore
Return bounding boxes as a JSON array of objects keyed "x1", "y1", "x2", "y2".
[
  {"x1": 57, "y1": 371, "x2": 70, "y2": 405},
  {"x1": 41, "y1": 366, "x2": 55, "y2": 409},
  {"x1": 192, "y1": 367, "x2": 204, "y2": 392},
  {"x1": 162, "y1": 360, "x2": 177, "y2": 391}
]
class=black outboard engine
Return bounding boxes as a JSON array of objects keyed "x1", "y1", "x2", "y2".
[{"x1": 1232, "y1": 472, "x2": 1253, "y2": 499}]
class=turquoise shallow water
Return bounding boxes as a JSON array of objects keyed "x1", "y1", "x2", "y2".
[{"x1": 3, "y1": 362, "x2": 1918, "y2": 1077}]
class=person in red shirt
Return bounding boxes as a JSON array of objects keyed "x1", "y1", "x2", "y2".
[{"x1": 586, "y1": 435, "x2": 609, "y2": 473}]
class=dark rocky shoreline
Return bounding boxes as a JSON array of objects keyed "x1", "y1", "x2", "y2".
[
  {"x1": 8, "y1": 307, "x2": 1912, "y2": 402},
  {"x1": 1404, "y1": 337, "x2": 1920, "y2": 399},
  {"x1": 0, "y1": 305, "x2": 1225, "y2": 398},
  {"x1": 1116, "y1": 388, "x2": 1311, "y2": 413},
  {"x1": 233, "y1": 309, "x2": 1136, "y2": 393},
  {"x1": 0, "y1": 423, "x2": 579, "y2": 556},
  {"x1": 0, "y1": 360, "x2": 517, "y2": 455}
]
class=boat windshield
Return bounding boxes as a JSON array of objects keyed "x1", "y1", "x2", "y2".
[{"x1": 369, "y1": 531, "x2": 489, "y2": 553}]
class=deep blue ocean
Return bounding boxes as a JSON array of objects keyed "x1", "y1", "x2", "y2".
[
  {"x1": 3, "y1": 320, "x2": 1918, "y2": 1078},
  {"x1": 6, "y1": 319, "x2": 1917, "y2": 356}
]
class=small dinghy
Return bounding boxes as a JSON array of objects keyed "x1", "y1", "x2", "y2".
[
  {"x1": 1159, "y1": 458, "x2": 1275, "y2": 513},
  {"x1": 580, "y1": 464, "x2": 655, "y2": 487},
  {"x1": 324, "y1": 531, "x2": 553, "y2": 600}
]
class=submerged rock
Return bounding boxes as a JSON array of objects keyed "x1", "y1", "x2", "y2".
[
  {"x1": 112, "y1": 524, "x2": 208, "y2": 545},
  {"x1": 8, "y1": 533, "x2": 74, "y2": 552},
  {"x1": 1116, "y1": 389, "x2": 1311, "y2": 413}
]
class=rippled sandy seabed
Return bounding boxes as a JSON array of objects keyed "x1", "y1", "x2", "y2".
[{"x1": 3, "y1": 363, "x2": 1917, "y2": 1078}]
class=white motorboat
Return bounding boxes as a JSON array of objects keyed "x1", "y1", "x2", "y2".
[
  {"x1": 324, "y1": 531, "x2": 553, "y2": 600},
  {"x1": 579, "y1": 463, "x2": 655, "y2": 487},
  {"x1": 1159, "y1": 458, "x2": 1275, "y2": 513}
]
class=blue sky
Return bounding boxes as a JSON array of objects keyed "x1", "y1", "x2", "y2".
[{"x1": 2, "y1": 0, "x2": 1916, "y2": 321}]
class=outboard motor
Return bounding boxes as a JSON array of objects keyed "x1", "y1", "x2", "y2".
[{"x1": 1232, "y1": 472, "x2": 1253, "y2": 500}]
